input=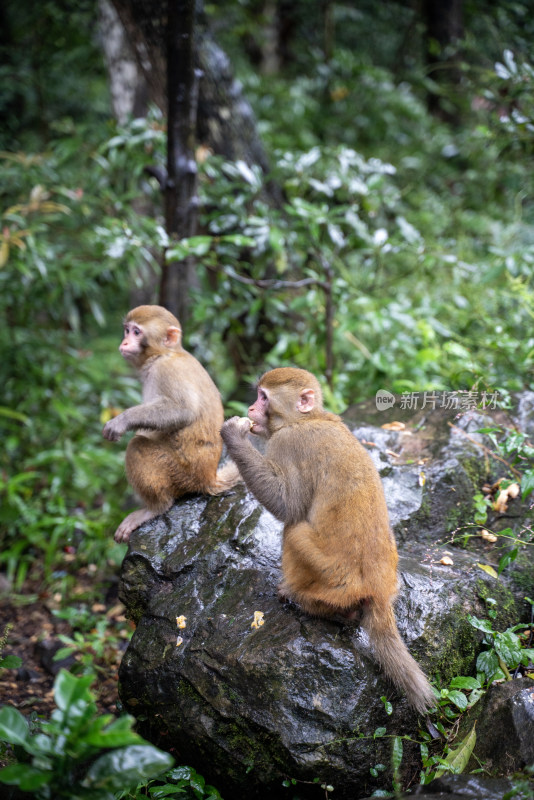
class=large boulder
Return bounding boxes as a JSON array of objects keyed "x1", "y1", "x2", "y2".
[{"x1": 118, "y1": 399, "x2": 532, "y2": 799}]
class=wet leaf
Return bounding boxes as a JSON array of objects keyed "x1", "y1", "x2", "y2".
[
  {"x1": 449, "y1": 676, "x2": 481, "y2": 691},
  {"x1": 477, "y1": 563, "x2": 498, "y2": 579},
  {"x1": 468, "y1": 615, "x2": 494, "y2": 634},
  {"x1": 521, "y1": 469, "x2": 534, "y2": 500},
  {"x1": 392, "y1": 736, "x2": 403, "y2": 772},
  {"x1": 445, "y1": 690, "x2": 468, "y2": 711},
  {"x1": 85, "y1": 744, "x2": 173, "y2": 791},
  {"x1": 494, "y1": 631, "x2": 522, "y2": 666},
  {"x1": 435, "y1": 724, "x2": 476, "y2": 778}
]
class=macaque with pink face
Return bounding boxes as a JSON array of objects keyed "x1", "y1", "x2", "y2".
[
  {"x1": 103, "y1": 305, "x2": 239, "y2": 542},
  {"x1": 221, "y1": 367, "x2": 435, "y2": 714}
]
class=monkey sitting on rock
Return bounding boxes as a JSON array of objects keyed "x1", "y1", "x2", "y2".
[
  {"x1": 221, "y1": 367, "x2": 435, "y2": 714},
  {"x1": 103, "y1": 305, "x2": 240, "y2": 543}
]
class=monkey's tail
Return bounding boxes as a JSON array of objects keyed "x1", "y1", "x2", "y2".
[
  {"x1": 207, "y1": 460, "x2": 242, "y2": 494},
  {"x1": 361, "y1": 599, "x2": 436, "y2": 714}
]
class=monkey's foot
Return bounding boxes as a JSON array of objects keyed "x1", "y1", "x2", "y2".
[
  {"x1": 114, "y1": 508, "x2": 162, "y2": 543},
  {"x1": 277, "y1": 581, "x2": 292, "y2": 603}
]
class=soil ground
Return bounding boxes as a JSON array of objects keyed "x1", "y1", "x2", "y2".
[{"x1": 0, "y1": 569, "x2": 129, "y2": 724}]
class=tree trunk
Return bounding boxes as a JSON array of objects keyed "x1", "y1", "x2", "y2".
[
  {"x1": 98, "y1": 0, "x2": 147, "y2": 123},
  {"x1": 109, "y1": 0, "x2": 272, "y2": 172},
  {"x1": 108, "y1": 0, "x2": 280, "y2": 329},
  {"x1": 158, "y1": 0, "x2": 199, "y2": 323},
  {"x1": 424, "y1": 0, "x2": 464, "y2": 122}
]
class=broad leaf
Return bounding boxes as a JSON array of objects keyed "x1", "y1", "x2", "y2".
[
  {"x1": 84, "y1": 744, "x2": 174, "y2": 791},
  {"x1": 435, "y1": 724, "x2": 476, "y2": 779},
  {"x1": 445, "y1": 690, "x2": 468, "y2": 711},
  {"x1": 0, "y1": 764, "x2": 51, "y2": 791},
  {"x1": 467, "y1": 615, "x2": 494, "y2": 634},
  {"x1": 495, "y1": 631, "x2": 522, "y2": 667},
  {"x1": 0, "y1": 706, "x2": 30, "y2": 747},
  {"x1": 54, "y1": 669, "x2": 93, "y2": 711},
  {"x1": 449, "y1": 676, "x2": 481, "y2": 691}
]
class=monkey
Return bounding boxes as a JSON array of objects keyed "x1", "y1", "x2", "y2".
[
  {"x1": 103, "y1": 305, "x2": 240, "y2": 543},
  {"x1": 220, "y1": 367, "x2": 435, "y2": 714}
]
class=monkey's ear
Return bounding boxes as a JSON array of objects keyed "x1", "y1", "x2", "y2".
[
  {"x1": 297, "y1": 389, "x2": 315, "y2": 413},
  {"x1": 164, "y1": 326, "x2": 181, "y2": 347}
]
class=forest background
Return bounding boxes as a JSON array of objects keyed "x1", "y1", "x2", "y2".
[{"x1": 0, "y1": 0, "x2": 533, "y2": 797}]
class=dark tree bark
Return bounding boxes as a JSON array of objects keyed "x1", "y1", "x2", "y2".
[
  {"x1": 423, "y1": 0, "x2": 464, "y2": 122},
  {"x1": 158, "y1": 0, "x2": 199, "y2": 322},
  {"x1": 108, "y1": 0, "x2": 281, "y2": 329},
  {"x1": 109, "y1": 0, "x2": 272, "y2": 172},
  {"x1": 98, "y1": 0, "x2": 148, "y2": 124}
]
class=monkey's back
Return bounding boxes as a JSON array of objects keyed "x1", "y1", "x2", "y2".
[
  {"x1": 270, "y1": 414, "x2": 398, "y2": 609},
  {"x1": 133, "y1": 350, "x2": 224, "y2": 495}
]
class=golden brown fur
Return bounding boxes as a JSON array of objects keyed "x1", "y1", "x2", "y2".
[
  {"x1": 103, "y1": 305, "x2": 240, "y2": 541},
  {"x1": 221, "y1": 367, "x2": 435, "y2": 713}
]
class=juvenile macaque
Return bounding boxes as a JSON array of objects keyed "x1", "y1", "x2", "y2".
[
  {"x1": 103, "y1": 305, "x2": 240, "y2": 542},
  {"x1": 221, "y1": 367, "x2": 435, "y2": 713}
]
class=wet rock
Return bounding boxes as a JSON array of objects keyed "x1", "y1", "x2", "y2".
[
  {"x1": 366, "y1": 773, "x2": 515, "y2": 799},
  {"x1": 118, "y1": 398, "x2": 532, "y2": 799},
  {"x1": 468, "y1": 678, "x2": 534, "y2": 773},
  {"x1": 35, "y1": 637, "x2": 76, "y2": 676}
]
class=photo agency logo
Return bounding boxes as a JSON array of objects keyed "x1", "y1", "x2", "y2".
[
  {"x1": 375, "y1": 389, "x2": 395, "y2": 410},
  {"x1": 375, "y1": 389, "x2": 501, "y2": 411}
]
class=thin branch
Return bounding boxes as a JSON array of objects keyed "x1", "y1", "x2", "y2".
[
  {"x1": 447, "y1": 422, "x2": 522, "y2": 479},
  {"x1": 222, "y1": 256, "x2": 335, "y2": 388},
  {"x1": 223, "y1": 267, "x2": 327, "y2": 292}
]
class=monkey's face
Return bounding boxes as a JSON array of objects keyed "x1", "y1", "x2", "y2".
[
  {"x1": 248, "y1": 386, "x2": 270, "y2": 437},
  {"x1": 120, "y1": 321, "x2": 145, "y2": 362}
]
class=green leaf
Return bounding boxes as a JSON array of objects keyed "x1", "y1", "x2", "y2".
[
  {"x1": 53, "y1": 646, "x2": 75, "y2": 661},
  {"x1": 84, "y1": 744, "x2": 174, "y2": 791},
  {"x1": 498, "y1": 548, "x2": 518, "y2": 574},
  {"x1": 392, "y1": 736, "x2": 403, "y2": 772},
  {"x1": 168, "y1": 766, "x2": 193, "y2": 781},
  {"x1": 85, "y1": 715, "x2": 143, "y2": 748},
  {"x1": 494, "y1": 631, "x2": 522, "y2": 667},
  {"x1": 449, "y1": 676, "x2": 481, "y2": 691},
  {"x1": 220, "y1": 234, "x2": 256, "y2": 248},
  {"x1": 476, "y1": 649, "x2": 501, "y2": 680},
  {"x1": 0, "y1": 406, "x2": 29, "y2": 424},
  {"x1": 0, "y1": 655, "x2": 23, "y2": 669},
  {"x1": 54, "y1": 669, "x2": 93, "y2": 711},
  {"x1": 521, "y1": 469, "x2": 534, "y2": 500},
  {"x1": 0, "y1": 705, "x2": 30, "y2": 747},
  {"x1": 467, "y1": 615, "x2": 494, "y2": 634},
  {"x1": 167, "y1": 236, "x2": 213, "y2": 261},
  {"x1": 435, "y1": 724, "x2": 476, "y2": 779},
  {"x1": 373, "y1": 727, "x2": 387, "y2": 738},
  {"x1": 149, "y1": 784, "x2": 188, "y2": 798},
  {"x1": 0, "y1": 763, "x2": 51, "y2": 791},
  {"x1": 446, "y1": 690, "x2": 468, "y2": 711},
  {"x1": 468, "y1": 688, "x2": 485, "y2": 708},
  {"x1": 380, "y1": 696, "x2": 393, "y2": 715}
]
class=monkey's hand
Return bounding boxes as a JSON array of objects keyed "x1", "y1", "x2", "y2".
[
  {"x1": 102, "y1": 415, "x2": 127, "y2": 442},
  {"x1": 221, "y1": 416, "x2": 252, "y2": 444}
]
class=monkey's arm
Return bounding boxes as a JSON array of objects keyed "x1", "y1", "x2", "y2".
[
  {"x1": 221, "y1": 417, "x2": 288, "y2": 521},
  {"x1": 103, "y1": 400, "x2": 196, "y2": 442}
]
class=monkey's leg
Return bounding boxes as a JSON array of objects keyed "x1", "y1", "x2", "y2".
[
  {"x1": 281, "y1": 522, "x2": 364, "y2": 616},
  {"x1": 114, "y1": 435, "x2": 176, "y2": 543},
  {"x1": 114, "y1": 507, "x2": 171, "y2": 543}
]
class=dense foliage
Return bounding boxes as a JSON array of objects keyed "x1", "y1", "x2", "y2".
[
  {"x1": 1, "y1": 0, "x2": 533, "y2": 594},
  {"x1": 0, "y1": 1, "x2": 533, "y2": 795}
]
